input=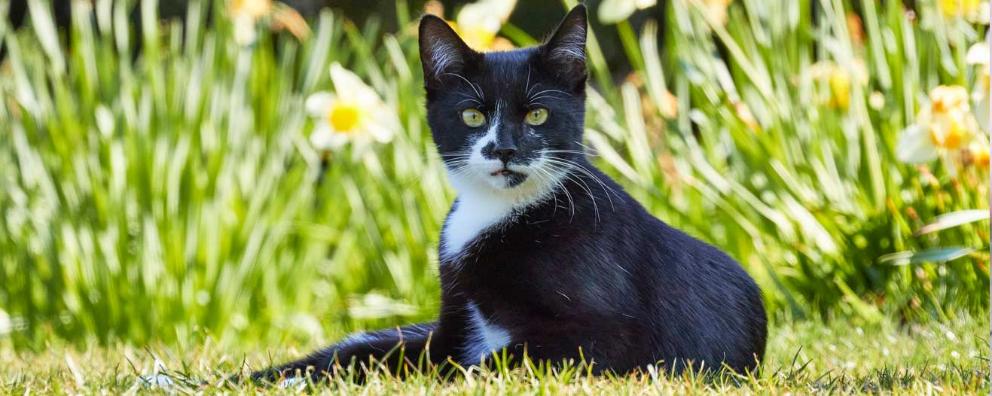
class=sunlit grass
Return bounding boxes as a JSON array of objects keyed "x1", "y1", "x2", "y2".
[
  {"x1": 0, "y1": 0, "x2": 988, "y2": 350},
  {"x1": 1, "y1": 315, "x2": 987, "y2": 394}
]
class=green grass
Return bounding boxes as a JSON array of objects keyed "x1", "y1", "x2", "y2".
[
  {"x1": 0, "y1": 0, "x2": 988, "y2": 356},
  {"x1": 1, "y1": 315, "x2": 987, "y2": 394}
]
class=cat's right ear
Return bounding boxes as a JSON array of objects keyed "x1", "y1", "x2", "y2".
[
  {"x1": 419, "y1": 15, "x2": 480, "y2": 89},
  {"x1": 540, "y1": 5, "x2": 587, "y2": 90}
]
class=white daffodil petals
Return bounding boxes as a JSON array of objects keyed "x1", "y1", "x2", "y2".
[
  {"x1": 977, "y1": 2, "x2": 990, "y2": 25},
  {"x1": 310, "y1": 124, "x2": 348, "y2": 151},
  {"x1": 599, "y1": 0, "x2": 638, "y2": 24},
  {"x1": 233, "y1": 14, "x2": 258, "y2": 46},
  {"x1": 966, "y1": 42, "x2": 989, "y2": 65},
  {"x1": 637, "y1": 0, "x2": 657, "y2": 8},
  {"x1": 305, "y1": 92, "x2": 335, "y2": 117},
  {"x1": 365, "y1": 119, "x2": 397, "y2": 143},
  {"x1": 896, "y1": 124, "x2": 940, "y2": 164},
  {"x1": 367, "y1": 107, "x2": 401, "y2": 143},
  {"x1": 974, "y1": 95, "x2": 988, "y2": 132},
  {"x1": 329, "y1": 63, "x2": 381, "y2": 108},
  {"x1": 457, "y1": 0, "x2": 517, "y2": 34}
]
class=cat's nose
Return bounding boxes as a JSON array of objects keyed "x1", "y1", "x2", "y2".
[{"x1": 493, "y1": 147, "x2": 517, "y2": 163}]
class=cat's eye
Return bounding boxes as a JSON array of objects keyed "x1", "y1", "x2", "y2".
[
  {"x1": 461, "y1": 109, "x2": 486, "y2": 127},
  {"x1": 525, "y1": 108, "x2": 549, "y2": 125}
]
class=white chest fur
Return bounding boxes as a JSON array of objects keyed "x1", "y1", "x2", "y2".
[
  {"x1": 440, "y1": 160, "x2": 559, "y2": 260},
  {"x1": 441, "y1": 192, "x2": 516, "y2": 260},
  {"x1": 462, "y1": 300, "x2": 511, "y2": 364}
]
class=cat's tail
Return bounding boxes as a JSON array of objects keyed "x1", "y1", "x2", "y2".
[{"x1": 246, "y1": 322, "x2": 442, "y2": 385}]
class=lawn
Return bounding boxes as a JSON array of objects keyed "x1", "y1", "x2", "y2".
[
  {"x1": 1, "y1": 0, "x2": 989, "y2": 394},
  {"x1": 1, "y1": 315, "x2": 987, "y2": 394}
]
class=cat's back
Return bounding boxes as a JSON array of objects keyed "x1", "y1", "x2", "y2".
[{"x1": 624, "y1": 212, "x2": 766, "y2": 371}]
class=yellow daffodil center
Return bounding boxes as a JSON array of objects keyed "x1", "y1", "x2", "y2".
[
  {"x1": 809, "y1": 62, "x2": 865, "y2": 111},
  {"x1": 328, "y1": 102, "x2": 363, "y2": 132},
  {"x1": 828, "y1": 69, "x2": 851, "y2": 110},
  {"x1": 929, "y1": 116, "x2": 968, "y2": 149},
  {"x1": 938, "y1": 0, "x2": 981, "y2": 17}
]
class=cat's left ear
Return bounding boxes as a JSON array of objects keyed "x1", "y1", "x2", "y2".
[
  {"x1": 540, "y1": 5, "x2": 588, "y2": 90},
  {"x1": 419, "y1": 14, "x2": 481, "y2": 89}
]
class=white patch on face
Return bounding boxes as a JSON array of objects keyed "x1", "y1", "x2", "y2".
[
  {"x1": 441, "y1": 104, "x2": 563, "y2": 260},
  {"x1": 462, "y1": 300, "x2": 511, "y2": 365}
]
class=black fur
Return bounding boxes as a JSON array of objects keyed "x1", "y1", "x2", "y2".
[{"x1": 252, "y1": 5, "x2": 766, "y2": 383}]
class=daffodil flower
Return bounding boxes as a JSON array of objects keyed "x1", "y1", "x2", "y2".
[
  {"x1": 423, "y1": 0, "x2": 516, "y2": 51},
  {"x1": 692, "y1": 0, "x2": 734, "y2": 26},
  {"x1": 229, "y1": 0, "x2": 310, "y2": 46},
  {"x1": 938, "y1": 0, "x2": 990, "y2": 24},
  {"x1": 808, "y1": 60, "x2": 868, "y2": 111},
  {"x1": 965, "y1": 39, "x2": 991, "y2": 170},
  {"x1": 598, "y1": 0, "x2": 656, "y2": 24},
  {"x1": 896, "y1": 86, "x2": 981, "y2": 168},
  {"x1": 305, "y1": 63, "x2": 399, "y2": 154},
  {"x1": 230, "y1": 0, "x2": 271, "y2": 45},
  {"x1": 966, "y1": 38, "x2": 989, "y2": 132},
  {"x1": 966, "y1": 140, "x2": 990, "y2": 168}
]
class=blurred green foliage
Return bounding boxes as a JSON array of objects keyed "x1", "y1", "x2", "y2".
[{"x1": 0, "y1": 0, "x2": 987, "y2": 349}]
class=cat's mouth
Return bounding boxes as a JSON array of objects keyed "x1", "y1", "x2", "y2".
[
  {"x1": 489, "y1": 168, "x2": 528, "y2": 187},
  {"x1": 489, "y1": 169, "x2": 521, "y2": 177}
]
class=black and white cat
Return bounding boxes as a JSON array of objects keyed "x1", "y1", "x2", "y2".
[{"x1": 253, "y1": 5, "x2": 766, "y2": 382}]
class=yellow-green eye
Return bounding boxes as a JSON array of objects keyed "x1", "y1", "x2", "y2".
[
  {"x1": 461, "y1": 109, "x2": 486, "y2": 127},
  {"x1": 525, "y1": 108, "x2": 549, "y2": 125}
]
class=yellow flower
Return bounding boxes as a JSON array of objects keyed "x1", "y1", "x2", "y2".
[
  {"x1": 436, "y1": 0, "x2": 517, "y2": 51},
  {"x1": 808, "y1": 61, "x2": 867, "y2": 111},
  {"x1": 828, "y1": 69, "x2": 852, "y2": 110},
  {"x1": 929, "y1": 112, "x2": 968, "y2": 149},
  {"x1": 305, "y1": 64, "x2": 399, "y2": 153},
  {"x1": 897, "y1": 85, "x2": 982, "y2": 166},
  {"x1": 598, "y1": 0, "x2": 657, "y2": 24},
  {"x1": 938, "y1": 0, "x2": 989, "y2": 24},
  {"x1": 929, "y1": 85, "x2": 970, "y2": 114},
  {"x1": 230, "y1": 0, "x2": 271, "y2": 45},
  {"x1": 228, "y1": 0, "x2": 310, "y2": 46}
]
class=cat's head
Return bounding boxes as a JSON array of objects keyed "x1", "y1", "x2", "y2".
[{"x1": 418, "y1": 5, "x2": 587, "y2": 198}]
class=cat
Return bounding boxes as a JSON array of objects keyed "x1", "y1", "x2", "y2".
[{"x1": 251, "y1": 4, "x2": 767, "y2": 383}]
